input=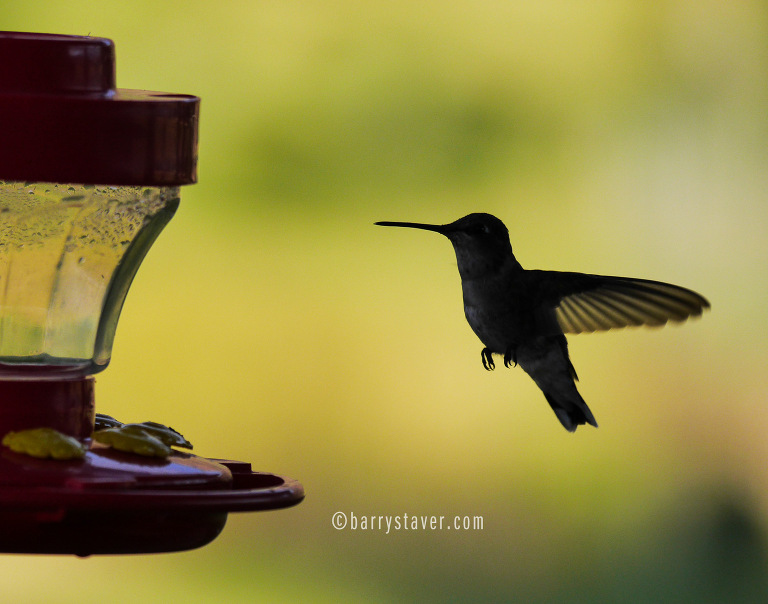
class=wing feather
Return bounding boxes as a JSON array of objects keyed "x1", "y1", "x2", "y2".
[{"x1": 524, "y1": 271, "x2": 710, "y2": 335}]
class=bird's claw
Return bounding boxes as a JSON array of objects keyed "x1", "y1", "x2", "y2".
[
  {"x1": 481, "y1": 348, "x2": 495, "y2": 371},
  {"x1": 504, "y1": 345, "x2": 518, "y2": 368}
]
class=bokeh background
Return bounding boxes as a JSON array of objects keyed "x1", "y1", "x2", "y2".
[{"x1": 2, "y1": 1, "x2": 767, "y2": 602}]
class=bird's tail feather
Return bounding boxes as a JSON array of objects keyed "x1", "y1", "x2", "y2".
[
  {"x1": 517, "y1": 335, "x2": 598, "y2": 431},
  {"x1": 543, "y1": 390, "x2": 598, "y2": 432}
]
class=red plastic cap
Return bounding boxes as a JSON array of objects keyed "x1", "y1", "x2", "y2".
[
  {"x1": 0, "y1": 32, "x2": 116, "y2": 95},
  {"x1": 0, "y1": 32, "x2": 199, "y2": 186}
]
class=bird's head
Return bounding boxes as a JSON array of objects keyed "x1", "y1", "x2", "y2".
[{"x1": 376, "y1": 213, "x2": 518, "y2": 278}]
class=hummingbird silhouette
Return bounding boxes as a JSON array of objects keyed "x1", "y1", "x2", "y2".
[{"x1": 376, "y1": 213, "x2": 710, "y2": 432}]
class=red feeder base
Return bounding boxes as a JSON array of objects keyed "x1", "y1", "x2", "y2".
[
  {"x1": 0, "y1": 379, "x2": 304, "y2": 555},
  {"x1": 0, "y1": 446, "x2": 304, "y2": 556}
]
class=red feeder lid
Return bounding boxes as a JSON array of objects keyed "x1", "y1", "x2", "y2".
[{"x1": 0, "y1": 32, "x2": 199, "y2": 186}]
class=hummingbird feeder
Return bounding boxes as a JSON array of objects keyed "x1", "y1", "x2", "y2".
[{"x1": 0, "y1": 31, "x2": 303, "y2": 556}]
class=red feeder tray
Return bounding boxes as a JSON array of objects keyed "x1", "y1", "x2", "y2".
[{"x1": 0, "y1": 446, "x2": 303, "y2": 556}]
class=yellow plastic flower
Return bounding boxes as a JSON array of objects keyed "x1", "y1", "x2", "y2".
[
  {"x1": 2, "y1": 427, "x2": 86, "y2": 460},
  {"x1": 93, "y1": 427, "x2": 172, "y2": 458}
]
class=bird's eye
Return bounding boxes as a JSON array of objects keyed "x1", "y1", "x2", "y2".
[{"x1": 469, "y1": 224, "x2": 490, "y2": 235}]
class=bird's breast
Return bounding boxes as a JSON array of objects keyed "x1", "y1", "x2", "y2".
[{"x1": 461, "y1": 274, "x2": 522, "y2": 352}]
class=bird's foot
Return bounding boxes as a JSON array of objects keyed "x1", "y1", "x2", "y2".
[
  {"x1": 481, "y1": 348, "x2": 495, "y2": 371},
  {"x1": 503, "y1": 345, "x2": 518, "y2": 368}
]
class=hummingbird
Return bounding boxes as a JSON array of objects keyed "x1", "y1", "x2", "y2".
[{"x1": 375, "y1": 213, "x2": 710, "y2": 432}]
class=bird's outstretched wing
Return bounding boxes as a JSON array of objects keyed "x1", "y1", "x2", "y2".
[{"x1": 524, "y1": 271, "x2": 710, "y2": 335}]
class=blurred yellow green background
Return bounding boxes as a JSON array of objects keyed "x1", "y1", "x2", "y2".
[{"x1": 2, "y1": 1, "x2": 768, "y2": 601}]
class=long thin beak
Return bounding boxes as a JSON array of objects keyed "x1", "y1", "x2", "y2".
[{"x1": 375, "y1": 221, "x2": 447, "y2": 234}]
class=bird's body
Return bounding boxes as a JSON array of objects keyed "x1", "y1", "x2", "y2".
[
  {"x1": 376, "y1": 213, "x2": 709, "y2": 431},
  {"x1": 459, "y1": 258, "x2": 596, "y2": 430}
]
